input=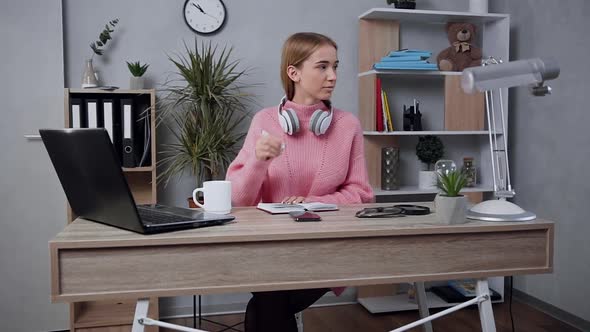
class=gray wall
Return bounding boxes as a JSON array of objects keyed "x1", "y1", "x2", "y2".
[
  {"x1": 1, "y1": 0, "x2": 69, "y2": 330},
  {"x1": 62, "y1": 0, "x2": 468, "y2": 316},
  {"x1": 492, "y1": 0, "x2": 590, "y2": 322}
]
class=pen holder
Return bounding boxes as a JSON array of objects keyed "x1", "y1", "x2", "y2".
[{"x1": 381, "y1": 147, "x2": 400, "y2": 190}]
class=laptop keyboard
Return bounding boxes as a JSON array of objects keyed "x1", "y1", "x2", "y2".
[{"x1": 137, "y1": 206, "x2": 194, "y2": 225}]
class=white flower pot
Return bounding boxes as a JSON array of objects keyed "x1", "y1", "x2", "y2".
[
  {"x1": 130, "y1": 76, "x2": 145, "y2": 90},
  {"x1": 418, "y1": 171, "x2": 437, "y2": 189},
  {"x1": 435, "y1": 194, "x2": 467, "y2": 225},
  {"x1": 469, "y1": 0, "x2": 488, "y2": 13}
]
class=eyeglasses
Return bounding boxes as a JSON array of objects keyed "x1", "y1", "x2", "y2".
[
  {"x1": 355, "y1": 205, "x2": 431, "y2": 218},
  {"x1": 355, "y1": 206, "x2": 404, "y2": 218}
]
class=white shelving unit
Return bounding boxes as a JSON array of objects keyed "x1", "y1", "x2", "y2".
[
  {"x1": 359, "y1": 69, "x2": 462, "y2": 77},
  {"x1": 356, "y1": 7, "x2": 510, "y2": 312},
  {"x1": 357, "y1": 7, "x2": 510, "y2": 199},
  {"x1": 364, "y1": 130, "x2": 502, "y2": 136},
  {"x1": 373, "y1": 184, "x2": 493, "y2": 197}
]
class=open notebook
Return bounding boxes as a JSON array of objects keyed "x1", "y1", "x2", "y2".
[{"x1": 257, "y1": 202, "x2": 338, "y2": 215}]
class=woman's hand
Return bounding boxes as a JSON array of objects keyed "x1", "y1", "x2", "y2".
[
  {"x1": 281, "y1": 196, "x2": 306, "y2": 204},
  {"x1": 256, "y1": 131, "x2": 284, "y2": 161}
]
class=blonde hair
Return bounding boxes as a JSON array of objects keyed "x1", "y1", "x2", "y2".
[{"x1": 280, "y1": 32, "x2": 338, "y2": 101}]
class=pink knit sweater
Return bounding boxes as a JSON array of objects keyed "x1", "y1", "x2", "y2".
[{"x1": 226, "y1": 100, "x2": 374, "y2": 206}]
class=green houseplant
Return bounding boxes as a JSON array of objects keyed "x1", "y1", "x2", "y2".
[
  {"x1": 83, "y1": 18, "x2": 119, "y2": 88},
  {"x1": 435, "y1": 169, "x2": 468, "y2": 224},
  {"x1": 157, "y1": 39, "x2": 255, "y2": 205},
  {"x1": 416, "y1": 135, "x2": 444, "y2": 189},
  {"x1": 126, "y1": 61, "x2": 149, "y2": 89}
]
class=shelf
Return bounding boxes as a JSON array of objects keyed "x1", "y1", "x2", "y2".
[
  {"x1": 68, "y1": 88, "x2": 154, "y2": 94},
  {"x1": 123, "y1": 166, "x2": 154, "y2": 172},
  {"x1": 358, "y1": 291, "x2": 502, "y2": 314},
  {"x1": 374, "y1": 185, "x2": 493, "y2": 196},
  {"x1": 358, "y1": 8, "x2": 509, "y2": 24},
  {"x1": 74, "y1": 300, "x2": 138, "y2": 328},
  {"x1": 359, "y1": 69, "x2": 461, "y2": 77},
  {"x1": 364, "y1": 130, "x2": 502, "y2": 136}
]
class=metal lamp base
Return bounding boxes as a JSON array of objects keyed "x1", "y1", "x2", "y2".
[{"x1": 467, "y1": 199, "x2": 536, "y2": 222}]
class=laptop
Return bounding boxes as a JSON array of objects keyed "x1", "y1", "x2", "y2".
[{"x1": 40, "y1": 128, "x2": 235, "y2": 234}]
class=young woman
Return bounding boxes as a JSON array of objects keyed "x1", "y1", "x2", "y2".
[{"x1": 226, "y1": 32, "x2": 374, "y2": 331}]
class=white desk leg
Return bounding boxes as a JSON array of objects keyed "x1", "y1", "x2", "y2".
[
  {"x1": 132, "y1": 298, "x2": 210, "y2": 332},
  {"x1": 476, "y1": 279, "x2": 497, "y2": 332},
  {"x1": 415, "y1": 282, "x2": 433, "y2": 332},
  {"x1": 132, "y1": 298, "x2": 150, "y2": 332}
]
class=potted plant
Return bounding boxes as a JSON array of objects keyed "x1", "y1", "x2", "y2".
[
  {"x1": 435, "y1": 169, "x2": 468, "y2": 224},
  {"x1": 127, "y1": 61, "x2": 149, "y2": 89},
  {"x1": 157, "y1": 39, "x2": 255, "y2": 207},
  {"x1": 83, "y1": 18, "x2": 119, "y2": 88},
  {"x1": 387, "y1": 0, "x2": 416, "y2": 9},
  {"x1": 416, "y1": 135, "x2": 444, "y2": 189}
]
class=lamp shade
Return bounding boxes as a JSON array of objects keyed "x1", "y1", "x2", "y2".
[{"x1": 461, "y1": 58, "x2": 560, "y2": 94}]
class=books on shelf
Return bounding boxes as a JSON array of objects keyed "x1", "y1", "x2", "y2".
[
  {"x1": 431, "y1": 285, "x2": 502, "y2": 304},
  {"x1": 375, "y1": 77, "x2": 394, "y2": 132},
  {"x1": 380, "y1": 55, "x2": 429, "y2": 62},
  {"x1": 374, "y1": 62, "x2": 438, "y2": 70},
  {"x1": 387, "y1": 49, "x2": 433, "y2": 58},
  {"x1": 375, "y1": 49, "x2": 438, "y2": 71},
  {"x1": 449, "y1": 279, "x2": 477, "y2": 296},
  {"x1": 257, "y1": 202, "x2": 338, "y2": 214}
]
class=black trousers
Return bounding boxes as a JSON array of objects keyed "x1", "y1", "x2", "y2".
[{"x1": 244, "y1": 288, "x2": 330, "y2": 332}]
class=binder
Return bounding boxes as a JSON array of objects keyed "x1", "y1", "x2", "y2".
[
  {"x1": 388, "y1": 49, "x2": 432, "y2": 58},
  {"x1": 380, "y1": 55, "x2": 429, "y2": 62},
  {"x1": 102, "y1": 99, "x2": 115, "y2": 143},
  {"x1": 69, "y1": 98, "x2": 84, "y2": 128},
  {"x1": 86, "y1": 99, "x2": 100, "y2": 128},
  {"x1": 121, "y1": 99, "x2": 136, "y2": 167}
]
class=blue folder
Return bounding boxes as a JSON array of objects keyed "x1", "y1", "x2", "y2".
[
  {"x1": 373, "y1": 62, "x2": 438, "y2": 70},
  {"x1": 388, "y1": 49, "x2": 432, "y2": 58},
  {"x1": 380, "y1": 55, "x2": 430, "y2": 62}
]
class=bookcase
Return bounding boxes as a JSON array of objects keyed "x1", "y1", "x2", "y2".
[
  {"x1": 63, "y1": 88, "x2": 159, "y2": 331},
  {"x1": 356, "y1": 8, "x2": 509, "y2": 313},
  {"x1": 358, "y1": 8, "x2": 509, "y2": 202}
]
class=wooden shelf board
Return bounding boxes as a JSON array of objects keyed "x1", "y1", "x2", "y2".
[
  {"x1": 358, "y1": 8, "x2": 508, "y2": 24},
  {"x1": 374, "y1": 185, "x2": 493, "y2": 196},
  {"x1": 359, "y1": 69, "x2": 461, "y2": 77},
  {"x1": 364, "y1": 130, "x2": 502, "y2": 136},
  {"x1": 123, "y1": 166, "x2": 154, "y2": 172}
]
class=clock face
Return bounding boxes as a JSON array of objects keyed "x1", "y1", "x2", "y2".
[{"x1": 183, "y1": 0, "x2": 227, "y2": 34}]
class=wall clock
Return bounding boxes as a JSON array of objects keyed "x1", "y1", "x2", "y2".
[{"x1": 183, "y1": 0, "x2": 227, "y2": 35}]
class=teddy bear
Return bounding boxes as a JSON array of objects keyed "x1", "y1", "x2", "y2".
[{"x1": 436, "y1": 22, "x2": 482, "y2": 72}]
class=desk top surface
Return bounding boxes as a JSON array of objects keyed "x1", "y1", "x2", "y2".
[{"x1": 50, "y1": 203, "x2": 553, "y2": 249}]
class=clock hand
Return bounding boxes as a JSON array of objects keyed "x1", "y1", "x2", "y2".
[
  {"x1": 205, "y1": 12, "x2": 219, "y2": 22},
  {"x1": 191, "y1": 3, "x2": 205, "y2": 13}
]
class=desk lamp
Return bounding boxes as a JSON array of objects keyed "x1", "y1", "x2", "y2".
[{"x1": 461, "y1": 57, "x2": 560, "y2": 221}]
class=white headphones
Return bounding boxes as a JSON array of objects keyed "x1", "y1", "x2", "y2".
[{"x1": 277, "y1": 96, "x2": 333, "y2": 136}]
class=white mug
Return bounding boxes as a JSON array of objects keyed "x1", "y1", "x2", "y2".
[{"x1": 192, "y1": 180, "x2": 232, "y2": 214}]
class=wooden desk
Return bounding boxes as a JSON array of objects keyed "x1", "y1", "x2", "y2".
[{"x1": 50, "y1": 203, "x2": 554, "y2": 331}]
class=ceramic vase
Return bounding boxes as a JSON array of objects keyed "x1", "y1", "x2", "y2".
[{"x1": 381, "y1": 147, "x2": 400, "y2": 190}]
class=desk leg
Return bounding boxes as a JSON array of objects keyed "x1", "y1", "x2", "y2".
[
  {"x1": 414, "y1": 282, "x2": 433, "y2": 332},
  {"x1": 132, "y1": 298, "x2": 150, "y2": 332},
  {"x1": 476, "y1": 279, "x2": 497, "y2": 332},
  {"x1": 132, "y1": 298, "x2": 210, "y2": 332}
]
